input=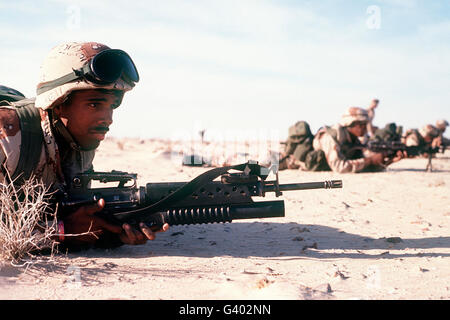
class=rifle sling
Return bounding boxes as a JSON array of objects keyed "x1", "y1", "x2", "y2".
[{"x1": 113, "y1": 162, "x2": 268, "y2": 220}]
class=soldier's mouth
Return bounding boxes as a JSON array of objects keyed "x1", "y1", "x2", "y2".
[{"x1": 89, "y1": 127, "x2": 109, "y2": 140}]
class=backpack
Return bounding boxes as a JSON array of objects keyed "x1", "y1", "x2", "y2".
[
  {"x1": 283, "y1": 121, "x2": 314, "y2": 162},
  {"x1": 0, "y1": 98, "x2": 44, "y2": 182},
  {"x1": 0, "y1": 85, "x2": 26, "y2": 103},
  {"x1": 371, "y1": 122, "x2": 403, "y2": 142},
  {"x1": 283, "y1": 121, "x2": 330, "y2": 171}
]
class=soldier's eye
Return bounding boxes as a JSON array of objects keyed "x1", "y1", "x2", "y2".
[{"x1": 88, "y1": 103, "x2": 99, "y2": 108}]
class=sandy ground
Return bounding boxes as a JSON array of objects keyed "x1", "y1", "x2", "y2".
[{"x1": 0, "y1": 137, "x2": 449, "y2": 300}]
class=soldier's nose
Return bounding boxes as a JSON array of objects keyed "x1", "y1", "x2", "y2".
[{"x1": 100, "y1": 110, "x2": 113, "y2": 126}]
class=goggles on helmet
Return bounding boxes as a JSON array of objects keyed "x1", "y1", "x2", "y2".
[{"x1": 37, "y1": 49, "x2": 139, "y2": 95}]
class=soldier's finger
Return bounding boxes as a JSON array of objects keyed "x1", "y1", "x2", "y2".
[
  {"x1": 140, "y1": 223, "x2": 156, "y2": 240},
  {"x1": 83, "y1": 198, "x2": 106, "y2": 216},
  {"x1": 149, "y1": 222, "x2": 170, "y2": 233},
  {"x1": 94, "y1": 216, "x2": 122, "y2": 234},
  {"x1": 159, "y1": 223, "x2": 170, "y2": 233},
  {"x1": 123, "y1": 223, "x2": 139, "y2": 243}
]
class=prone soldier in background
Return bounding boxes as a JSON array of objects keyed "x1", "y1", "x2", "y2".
[
  {"x1": 312, "y1": 107, "x2": 404, "y2": 173},
  {"x1": 402, "y1": 124, "x2": 441, "y2": 156}
]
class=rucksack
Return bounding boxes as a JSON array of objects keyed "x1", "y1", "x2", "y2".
[
  {"x1": 283, "y1": 121, "x2": 314, "y2": 162},
  {"x1": 0, "y1": 98, "x2": 44, "y2": 182},
  {"x1": 283, "y1": 121, "x2": 330, "y2": 171},
  {"x1": 371, "y1": 122, "x2": 403, "y2": 142},
  {"x1": 0, "y1": 85, "x2": 26, "y2": 103}
]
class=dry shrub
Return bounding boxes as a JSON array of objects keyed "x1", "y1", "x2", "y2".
[{"x1": 0, "y1": 176, "x2": 58, "y2": 264}]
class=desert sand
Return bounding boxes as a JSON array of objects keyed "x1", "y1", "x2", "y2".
[{"x1": 0, "y1": 137, "x2": 449, "y2": 300}]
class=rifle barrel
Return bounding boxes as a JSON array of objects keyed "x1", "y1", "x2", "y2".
[{"x1": 264, "y1": 180, "x2": 342, "y2": 193}]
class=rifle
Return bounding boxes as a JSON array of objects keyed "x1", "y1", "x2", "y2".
[
  {"x1": 58, "y1": 162, "x2": 342, "y2": 229},
  {"x1": 365, "y1": 140, "x2": 441, "y2": 172}
]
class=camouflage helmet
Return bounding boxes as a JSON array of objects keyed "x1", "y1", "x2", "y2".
[
  {"x1": 436, "y1": 119, "x2": 449, "y2": 131},
  {"x1": 339, "y1": 107, "x2": 369, "y2": 127},
  {"x1": 419, "y1": 124, "x2": 440, "y2": 139},
  {"x1": 0, "y1": 85, "x2": 26, "y2": 102},
  {"x1": 35, "y1": 42, "x2": 137, "y2": 110}
]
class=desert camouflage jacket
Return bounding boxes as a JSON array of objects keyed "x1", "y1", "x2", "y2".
[
  {"x1": 0, "y1": 99, "x2": 95, "y2": 192},
  {"x1": 312, "y1": 124, "x2": 367, "y2": 173},
  {"x1": 401, "y1": 129, "x2": 433, "y2": 155}
]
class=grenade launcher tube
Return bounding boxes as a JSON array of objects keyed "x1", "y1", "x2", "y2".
[{"x1": 135, "y1": 200, "x2": 285, "y2": 227}]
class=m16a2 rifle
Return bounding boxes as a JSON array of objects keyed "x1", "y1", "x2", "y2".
[
  {"x1": 59, "y1": 162, "x2": 342, "y2": 229},
  {"x1": 365, "y1": 140, "x2": 441, "y2": 172}
]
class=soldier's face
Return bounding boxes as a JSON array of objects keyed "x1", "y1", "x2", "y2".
[
  {"x1": 54, "y1": 89, "x2": 121, "y2": 150},
  {"x1": 347, "y1": 122, "x2": 367, "y2": 137}
]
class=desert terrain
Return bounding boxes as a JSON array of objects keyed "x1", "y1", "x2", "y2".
[{"x1": 1, "y1": 137, "x2": 449, "y2": 300}]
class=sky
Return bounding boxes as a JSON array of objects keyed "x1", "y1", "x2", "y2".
[{"x1": 0, "y1": 0, "x2": 449, "y2": 141}]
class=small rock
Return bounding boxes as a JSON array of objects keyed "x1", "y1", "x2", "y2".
[
  {"x1": 292, "y1": 237, "x2": 304, "y2": 241},
  {"x1": 302, "y1": 242, "x2": 318, "y2": 251},
  {"x1": 385, "y1": 237, "x2": 403, "y2": 243},
  {"x1": 334, "y1": 270, "x2": 350, "y2": 280},
  {"x1": 342, "y1": 202, "x2": 351, "y2": 209},
  {"x1": 256, "y1": 277, "x2": 273, "y2": 289},
  {"x1": 327, "y1": 283, "x2": 333, "y2": 293}
]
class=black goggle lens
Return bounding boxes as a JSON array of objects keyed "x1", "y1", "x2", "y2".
[{"x1": 90, "y1": 49, "x2": 139, "y2": 84}]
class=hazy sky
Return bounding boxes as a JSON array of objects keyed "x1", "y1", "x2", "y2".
[{"x1": 1, "y1": 0, "x2": 449, "y2": 141}]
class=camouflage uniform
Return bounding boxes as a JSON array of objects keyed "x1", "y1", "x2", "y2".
[
  {"x1": 402, "y1": 124, "x2": 440, "y2": 151},
  {"x1": 312, "y1": 107, "x2": 378, "y2": 173},
  {"x1": 0, "y1": 99, "x2": 95, "y2": 191},
  {"x1": 436, "y1": 119, "x2": 450, "y2": 146},
  {"x1": 0, "y1": 42, "x2": 134, "y2": 192}
]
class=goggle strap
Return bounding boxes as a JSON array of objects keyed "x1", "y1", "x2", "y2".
[{"x1": 36, "y1": 68, "x2": 85, "y2": 95}]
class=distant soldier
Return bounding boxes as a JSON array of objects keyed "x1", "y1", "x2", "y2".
[
  {"x1": 359, "y1": 98, "x2": 379, "y2": 145},
  {"x1": 402, "y1": 124, "x2": 441, "y2": 155},
  {"x1": 0, "y1": 85, "x2": 26, "y2": 102},
  {"x1": 312, "y1": 107, "x2": 403, "y2": 173},
  {"x1": 367, "y1": 99, "x2": 380, "y2": 131}
]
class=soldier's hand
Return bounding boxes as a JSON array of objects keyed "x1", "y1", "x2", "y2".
[
  {"x1": 365, "y1": 152, "x2": 385, "y2": 166},
  {"x1": 383, "y1": 150, "x2": 406, "y2": 166},
  {"x1": 62, "y1": 198, "x2": 122, "y2": 245},
  {"x1": 392, "y1": 150, "x2": 406, "y2": 163},
  {"x1": 432, "y1": 136, "x2": 442, "y2": 149},
  {"x1": 119, "y1": 222, "x2": 169, "y2": 245}
]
